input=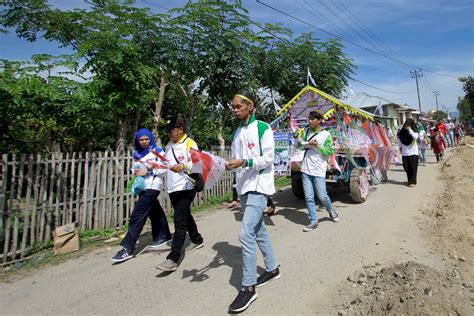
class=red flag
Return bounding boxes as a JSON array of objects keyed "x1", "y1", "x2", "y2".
[{"x1": 189, "y1": 148, "x2": 226, "y2": 189}]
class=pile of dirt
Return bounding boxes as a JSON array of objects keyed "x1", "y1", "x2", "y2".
[
  {"x1": 421, "y1": 140, "x2": 474, "y2": 280},
  {"x1": 337, "y1": 261, "x2": 473, "y2": 315},
  {"x1": 337, "y1": 137, "x2": 474, "y2": 315}
]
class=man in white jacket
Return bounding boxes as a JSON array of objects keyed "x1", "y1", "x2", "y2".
[{"x1": 226, "y1": 89, "x2": 280, "y2": 313}]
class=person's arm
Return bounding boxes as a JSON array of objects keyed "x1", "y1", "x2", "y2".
[
  {"x1": 319, "y1": 133, "x2": 335, "y2": 156},
  {"x1": 408, "y1": 128, "x2": 419, "y2": 140}
]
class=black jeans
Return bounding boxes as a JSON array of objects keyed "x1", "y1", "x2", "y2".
[
  {"x1": 167, "y1": 189, "x2": 203, "y2": 263},
  {"x1": 121, "y1": 189, "x2": 171, "y2": 250},
  {"x1": 402, "y1": 155, "x2": 419, "y2": 185}
]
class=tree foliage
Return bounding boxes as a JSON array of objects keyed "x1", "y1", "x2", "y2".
[
  {"x1": 0, "y1": 0, "x2": 355, "y2": 154},
  {"x1": 457, "y1": 76, "x2": 474, "y2": 122}
]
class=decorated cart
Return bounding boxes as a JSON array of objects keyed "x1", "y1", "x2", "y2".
[{"x1": 270, "y1": 86, "x2": 396, "y2": 203}]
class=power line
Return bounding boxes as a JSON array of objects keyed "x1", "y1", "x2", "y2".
[
  {"x1": 349, "y1": 77, "x2": 416, "y2": 94},
  {"x1": 141, "y1": 0, "x2": 170, "y2": 11},
  {"x1": 256, "y1": 0, "x2": 463, "y2": 78},
  {"x1": 330, "y1": 0, "x2": 413, "y2": 70},
  {"x1": 296, "y1": 0, "x2": 355, "y2": 42}
]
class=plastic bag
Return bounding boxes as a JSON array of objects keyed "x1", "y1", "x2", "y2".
[{"x1": 130, "y1": 176, "x2": 146, "y2": 197}]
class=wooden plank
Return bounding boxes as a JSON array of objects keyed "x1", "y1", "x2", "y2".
[
  {"x1": 37, "y1": 156, "x2": 48, "y2": 243},
  {"x1": 54, "y1": 153, "x2": 62, "y2": 227},
  {"x1": 107, "y1": 151, "x2": 113, "y2": 229},
  {"x1": 12, "y1": 154, "x2": 23, "y2": 262},
  {"x1": 87, "y1": 153, "x2": 97, "y2": 230},
  {"x1": 94, "y1": 152, "x2": 102, "y2": 230},
  {"x1": 45, "y1": 155, "x2": 56, "y2": 242},
  {"x1": 74, "y1": 152, "x2": 82, "y2": 226},
  {"x1": 0, "y1": 154, "x2": 6, "y2": 229},
  {"x1": 20, "y1": 155, "x2": 34, "y2": 259},
  {"x1": 101, "y1": 151, "x2": 109, "y2": 230},
  {"x1": 96, "y1": 153, "x2": 103, "y2": 229},
  {"x1": 62, "y1": 153, "x2": 69, "y2": 225},
  {"x1": 2, "y1": 155, "x2": 12, "y2": 263},
  {"x1": 112, "y1": 151, "x2": 119, "y2": 230},
  {"x1": 117, "y1": 153, "x2": 125, "y2": 229},
  {"x1": 30, "y1": 155, "x2": 41, "y2": 244},
  {"x1": 67, "y1": 152, "x2": 75, "y2": 224},
  {"x1": 80, "y1": 152, "x2": 89, "y2": 231}
]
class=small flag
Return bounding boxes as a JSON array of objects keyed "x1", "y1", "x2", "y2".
[
  {"x1": 138, "y1": 146, "x2": 168, "y2": 174},
  {"x1": 307, "y1": 67, "x2": 317, "y2": 87},
  {"x1": 189, "y1": 148, "x2": 226, "y2": 190},
  {"x1": 272, "y1": 97, "x2": 282, "y2": 112}
]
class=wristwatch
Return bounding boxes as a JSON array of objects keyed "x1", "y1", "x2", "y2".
[{"x1": 241, "y1": 159, "x2": 248, "y2": 168}]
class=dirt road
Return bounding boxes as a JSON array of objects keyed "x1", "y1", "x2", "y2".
[{"x1": 1, "y1": 140, "x2": 472, "y2": 315}]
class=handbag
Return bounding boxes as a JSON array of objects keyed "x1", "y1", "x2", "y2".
[
  {"x1": 189, "y1": 172, "x2": 204, "y2": 192},
  {"x1": 171, "y1": 144, "x2": 204, "y2": 193}
]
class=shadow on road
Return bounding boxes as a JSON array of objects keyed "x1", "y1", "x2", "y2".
[
  {"x1": 180, "y1": 241, "x2": 251, "y2": 290},
  {"x1": 386, "y1": 179, "x2": 407, "y2": 186}
]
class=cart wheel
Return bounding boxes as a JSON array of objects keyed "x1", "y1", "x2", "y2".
[
  {"x1": 350, "y1": 167, "x2": 369, "y2": 203},
  {"x1": 291, "y1": 176, "x2": 305, "y2": 199}
]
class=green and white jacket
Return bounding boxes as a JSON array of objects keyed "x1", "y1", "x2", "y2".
[
  {"x1": 299, "y1": 126, "x2": 335, "y2": 177},
  {"x1": 231, "y1": 114, "x2": 275, "y2": 196}
]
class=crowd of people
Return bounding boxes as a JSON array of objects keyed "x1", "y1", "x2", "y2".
[
  {"x1": 396, "y1": 117, "x2": 464, "y2": 186},
  {"x1": 111, "y1": 88, "x2": 465, "y2": 312}
]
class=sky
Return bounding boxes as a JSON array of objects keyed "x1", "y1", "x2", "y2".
[{"x1": 1, "y1": 0, "x2": 473, "y2": 113}]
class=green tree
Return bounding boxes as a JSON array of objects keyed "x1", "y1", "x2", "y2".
[
  {"x1": 458, "y1": 76, "x2": 474, "y2": 122},
  {"x1": 1, "y1": 0, "x2": 171, "y2": 150},
  {"x1": 167, "y1": 0, "x2": 261, "y2": 149},
  {"x1": 0, "y1": 56, "x2": 88, "y2": 154},
  {"x1": 432, "y1": 110, "x2": 447, "y2": 121}
]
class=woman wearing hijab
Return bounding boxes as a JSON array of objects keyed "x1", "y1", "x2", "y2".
[
  {"x1": 111, "y1": 128, "x2": 172, "y2": 263},
  {"x1": 397, "y1": 118, "x2": 419, "y2": 187}
]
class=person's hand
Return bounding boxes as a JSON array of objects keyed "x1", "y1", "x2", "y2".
[
  {"x1": 226, "y1": 159, "x2": 243, "y2": 170},
  {"x1": 134, "y1": 168, "x2": 148, "y2": 176},
  {"x1": 170, "y1": 163, "x2": 184, "y2": 173},
  {"x1": 309, "y1": 139, "x2": 319, "y2": 148}
]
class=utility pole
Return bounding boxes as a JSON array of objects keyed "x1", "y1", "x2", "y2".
[
  {"x1": 410, "y1": 69, "x2": 423, "y2": 114},
  {"x1": 433, "y1": 90, "x2": 440, "y2": 112}
]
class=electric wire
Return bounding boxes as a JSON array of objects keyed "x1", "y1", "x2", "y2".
[
  {"x1": 349, "y1": 77, "x2": 416, "y2": 94},
  {"x1": 331, "y1": 0, "x2": 411, "y2": 67},
  {"x1": 256, "y1": 0, "x2": 463, "y2": 78}
]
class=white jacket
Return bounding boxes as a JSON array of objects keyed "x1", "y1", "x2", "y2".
[
  {"x1": 165, "y1": 134, "x2": 198, "y2": 193},
  {"x1": 231, "y1": 115, "x2": 275, "y2": 196},
  {"x1": 136, "y1": 148, "x2": 165, "y2": 191}
]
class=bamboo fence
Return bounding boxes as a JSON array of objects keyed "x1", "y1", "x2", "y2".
[{"x1": 0, "y1": 149, "x2": 233, "y2": 262}]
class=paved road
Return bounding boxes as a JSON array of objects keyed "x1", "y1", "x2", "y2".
[{"x1": 0, "y1": 152, "x2": 445, "y2": 315}]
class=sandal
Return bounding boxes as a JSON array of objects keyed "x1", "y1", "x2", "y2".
[{"x1": 265, "y1": 204, "x2": 276, "y2": 216}]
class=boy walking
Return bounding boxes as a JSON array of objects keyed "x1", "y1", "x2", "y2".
[{"x1": 226, "y1": 89, "x2": 280, "y2": 313}]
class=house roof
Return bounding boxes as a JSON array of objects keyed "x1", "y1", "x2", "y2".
[
  {"x1": 277, "y1": 86, "x2": 374, "y2": 120},
  {"x1": 345, "y1": 92, "x2": 418, "y2": 112},
  {"x1": 344, "y1": 92, "x2": 394, "y2": 109}
]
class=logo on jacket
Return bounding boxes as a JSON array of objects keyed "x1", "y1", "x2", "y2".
[
  {"x1": 178, "y1": 155, "x2": 185, "y2": 161},
  {"x1": 247, "y1": 143, "x2": 255, "y2": 149}
]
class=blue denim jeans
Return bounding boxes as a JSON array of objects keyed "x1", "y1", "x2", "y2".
[
  {"x1": 448, "y1": 131, "x2": 454, "y2": 147},
  {"x1": 302, "y1": 172, "x2": 333, "y2": 223},
  {"x1": 240, "y1": 192, "x2": 278, "y2": 287}
]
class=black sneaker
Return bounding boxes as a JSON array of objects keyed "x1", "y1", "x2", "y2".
[
  {"x1": 256, "y1": 266, "x2": 281, "y2": 287},
  {"x1": 228, "y1": 286, "x2": 257, "y2": 313},
  {"x1": 111, "y1": 248, "x2": 134, "y2": 263}
]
